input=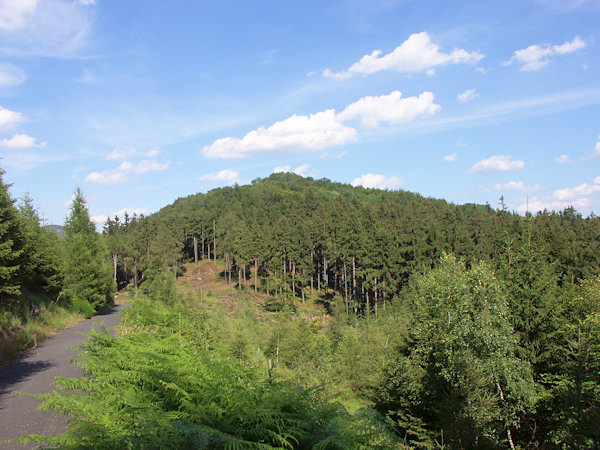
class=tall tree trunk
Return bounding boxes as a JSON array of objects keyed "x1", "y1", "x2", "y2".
[
  {"x1": 311, "y1": 274, "x2": 314, "y2": 296},
  {"x1": 292, "y1": 262, "x2": 295, "y2": 295},
  {"x1": 283, "y1": 257, "x2": 286, "y2": 292},
  {"x1": 112, "y1": 253, "x2": 117, "y2": 285},
  {"x1": 374, "y1": 277, "x2": 378, "y2": 318},
  {"x1": 301, "y1": 283, "x2": 305, "y2": 305},
  {"x1": 343, "y1": 261, "x2": 348, "y2": 314},
  {"x1": 238, "y1": 266, "x2": 242, "y2": 290},
  {"x1": 193, "y1": 236, "x2": 198, "y2": 266},
  {"x1": 202, "y1": 224, "x2": 205, "y2": 259},
  {"x1": 352, "y1": 255, "x2": 357, "y2": 314},
  {"x1": 317, "y1": 270, "x2": 321, "y2": 293},
  {"x1": 134, "y1": 259, "x2": 138, "y2": 290},
  {"x1": 323, "y1": 253, "x2": 327, "y2": 293},
  {"x1": 366, "y1": 289, "x2": 369, "y2": 315},
  {"x1": 383, "y1": 278, "x2": 386, "y2": 311},
  {"x1": 213, "y1": 220, "x2": 216, "y2": 262},
  {"x1": 254, "y1": 258, "x2": 258, "y2": 293}
]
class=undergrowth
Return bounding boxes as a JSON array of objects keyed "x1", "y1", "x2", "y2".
[
  {"x1": 17, "y1": 280, "x2": 401, "y2": 448},
  {"x1": 0, "y1": 298, "x2": 84, "y2": 365}
]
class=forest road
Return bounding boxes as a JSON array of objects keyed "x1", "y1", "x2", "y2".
[{"x1": 0, "y1": 304, "x2": 124, "y2": 449}]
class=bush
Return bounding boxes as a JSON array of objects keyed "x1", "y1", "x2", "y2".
[{"x1": 70, "y1": 297, "x2": 95, "y2": 319}]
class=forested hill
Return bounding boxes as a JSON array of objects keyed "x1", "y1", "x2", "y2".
[{"x1": 112, "y1": 172, "x2": 600, "y2": 302}]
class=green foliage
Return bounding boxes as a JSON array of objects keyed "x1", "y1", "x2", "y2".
[
  {"x1": 379, "y1": 255, "x2": 536, "y2": 448},
  {"x1": 63, "y1": 188, "x2": 115, "y2": 313},
  {"x1": 23, "y1": 295, "x2": 399, "y2": 449},
  {"x1": 0, "y1": 169, "x2": 23, "y2": 306}
]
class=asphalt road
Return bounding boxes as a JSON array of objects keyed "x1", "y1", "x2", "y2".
[{"x1": 0, "y1": 305, "x2": 124, "y2": 449}]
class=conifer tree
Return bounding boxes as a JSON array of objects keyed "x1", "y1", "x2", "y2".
[
  {"x1": 63, "y1": 188, "x2": 114, "y2": 314},
  {"x1": 0, "y1": 169, "x2": 23, "y2": 308}
]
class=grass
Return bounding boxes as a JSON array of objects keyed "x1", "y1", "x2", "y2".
[{"x1": 0, "y1": 301, "x2": 85, "y2": 365}]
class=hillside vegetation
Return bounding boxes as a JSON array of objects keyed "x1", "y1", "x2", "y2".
[{"x1": 5, "y1": 171, "x2": 600, "y2": 448}]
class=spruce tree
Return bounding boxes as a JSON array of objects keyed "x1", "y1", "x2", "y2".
[
  {"x1": 0, "y1": 169, "x2": 24, "y2": 308},
  {"x1": 63, "y1": 188, "x2": 114, "y2": 314}
]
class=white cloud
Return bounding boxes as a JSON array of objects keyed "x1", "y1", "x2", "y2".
[
  {"x1": 553, "y1": 36, "x2": 586, "y2": 54},
  {"x1": 554, "y1": 154, "x2": 571, "y2": 163},
  {"x1": 503, "y1": 36, "x2": 586, "y2": 71},
  {"x1": 443, "y1": 153, "x2": 457, "y2": 162},
  {"x1": 199, "y1": 168, "x2": 240, "y2": 184},
  {"x1": 554, "y1": 182, "x2": 600, "y2": 200},
  {"x1": 518, "y1": 197, "x2": 590, "y2": 214},
  {"x1": 106, "y1": 148, "x2": 137, "y2": 160},
  {"x1": 338, "y1": 91, "x2": 440, "y2": 128},
  {"x1": 0, "y1": 0, "x2": 94, "y2": 58},
  {"x1": 351, "y1": 173, "x2": 404, "y2": 190},
  {"x1": 323, "y1": 32, "x2": 483, "y2": 80},
  {"x1": 202, "y1": 109, "x2": 357, "y2": 159},
  {"x1": 85, "y1": 170, "x2": 130, "y2": 186},
  {"x1": 457, "y1": 88, "x2": 479, "y2": 103},
  {"x1": 273, "y1": 165, "x2": 291, "y2": 173},
  {"x1": 294, "y1": 164, "x2": 309, "y2": 176},
  {"x1": 112, "y1": 207, "x2": 147, "y2": 218},
  {"x1": 0, "y1": 105, "x2": 24, "y2": 130},
  {"x1": 85, "y1": 159, "x2": 170, "y2": 185},
  {"x1": 519, "y1": 176, "x2": 600, "y2": 214},
  {"x1": 132, "y1": 159, "x2": 170, "y2": 174},
  {"x1": 90, "y1": 214, "x2": 108, "y2": 225},
  {"x1": 580, "y1": 138, "x2": 600, "y2": 160},
  {"x1": 494, "y1": 181, "x2": 541, "y2": 193},
  {"x1": 0, "y1": 62, "x2": 26, "y2": 87},
  {"x1": 202, "y1": 90, "x2": 440, "y2": 159},
  {"x1": 145, "y1": 147, "x2": 160, "y2": 158},
  {"x1": 0, "y1": 133, "x2": 45, "y2": 148},
  {"x1": 0, "y1": 0, "x2": 36, "y2": 31},
  {"x1": 468, "y1": 155, "x2": 525, "y2": 173}
]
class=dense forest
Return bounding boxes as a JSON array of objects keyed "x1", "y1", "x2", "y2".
[{"x1": 3, "y1": 169, "x2": 600, "y2": 448}]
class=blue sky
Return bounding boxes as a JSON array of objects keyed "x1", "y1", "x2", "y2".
[{"x1": 1, "y1": 0, "x2": 600, "y2": 226}]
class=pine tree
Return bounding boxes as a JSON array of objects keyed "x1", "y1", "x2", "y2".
[
  {"x1": 63, "y1": 188, "x2": 114, "y2": 314},
  {"x1": 0, "y1": 169, "x2": 24, "y2": 308},
  {"x1": 17, "y1": 194, "x2": 63, "y2": 299}
]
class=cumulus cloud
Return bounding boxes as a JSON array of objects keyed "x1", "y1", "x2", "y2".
[
  {"x1": 202, "y1": 109, "x2": 357, "y2": 159},
  {"x1": 85, "y1": 159, "x2": 170, "y2": 185},
  {"x1": 468, "y1": 155, "x2": 525, "y2": 173},
  {"x1": 323, "y1": 32, "x2": 483, "y2": 79},
  {"x1": 518, "y1": 197, "x2": 590, "y2": 214},
  {"x1": 273, "y1": 164, "x2": 310, "y2": 176},
  {"x1": 203, "y1": 91, "x2": 439, "y2": 159},
  {"x1": 273, "y1": 165, "x2": 291, "y2": 173},
  {"x1": 443, "y1": 153, "x2": 457, "y2": 162},
  {"x1": 554, "y1": 154, "x2": 571, "y2": 163},
  {"x1": 494, "y1": 180, "x2": 541, "y2": 194},
  {"x1": 294, "y1": 164, "x2": 310, "y2": 176},
  {"x1": 198, "y1": 168, "x2": 240, "y2": 184},
  {"x1": 0, "y1": 62, "x2": 26, "y2": 88},
  {"x1": 351, "y1": 173, "x2": 404, "y2": 190},
  {"x1": 337, "y1": 91, "x2": 440, "y2": 128},
  {"x1": 503, "y1": 36, "x2": 586, "y2": 71},
  {"x1": 457, "y1": 88, "x2": 479, "y2": 103},
  {"x1": 554, "y1": 181, "x2": 600, "y2": 200},
  {"x1": 520, "y1": 176, "x2": 600, "y2": 213},
  {"x1": 91, "y1": 207, "x2": 147, "y2": 230},
  {"x1": 0, "y1": 105, "x2": 24, "y2": 131},
  {"x1": 0, "y1": 133, "x2": 45, "y2": 148}
]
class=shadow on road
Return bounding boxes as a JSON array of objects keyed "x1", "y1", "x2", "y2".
[{"x1": 0, "y1": 360, "x2": 55, "y2": 401}]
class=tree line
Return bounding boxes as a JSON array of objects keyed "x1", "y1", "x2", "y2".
[{"x1": 1, "y1": 169, "x2": 114, "y2": 360}]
